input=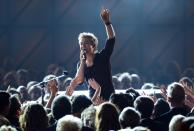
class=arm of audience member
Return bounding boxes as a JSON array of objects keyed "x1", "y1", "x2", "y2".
[
  {"x1": 141, "y1": 90, "x2": 157, "y2": 103},
  {"x1": 181, "y1": 82, "x2": 194, "y2": 108},
  {"x1": 45, "y1": 80, "x2": 58, "y2": 108},
  {"x1": 160, "y1": 85, "x2": 167, "y2": 100},
  {"x1": 93, "y1": 97, "x2": 106, "y2": 106},
  {"x1": 65, "y1": 53, "x2": 86, "y2": 96},
  {"x1": 88, "y1": 78, "x2": 102, "y2": 105},
  {"x1": 181, "y1": 82, "x2": 194, "y2": 99},
  {"x1": 100, "y1": 8, "x2": 115, "y2": 39}
]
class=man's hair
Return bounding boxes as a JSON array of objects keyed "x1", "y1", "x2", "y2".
[
  {"x1": 51, "y1": 95, "x2": 71, "y2": 120},
  {"x1": 81, "y1": 105, "x2": 96, "y2": 128},
  {"x1": 167, "y1": 82, "x2": 185, "y2": 103},
  {"x1": 169, "y1": 115, "x2": 185, "y2": 131},
  {"x1": 109, "y1": 93, "x2": 131, "y2": 112},
  {"x1": 78, "y1": 32, "x2": 98, "y2": 47},
  {"x1": 134, "y1": 96, "x2": 154, "y2": 118},
  {"x1": 152, "y1": 98, "x2": 170, "y2": 119},
  {"x1": 56, "y1": 115, "x2": 82, "y2": 131},
  {"x1": 119, "y1": 107, "x2": 140, "y2": 129},
  {"x1": 71, "y1": 95, "x2": 92, "y2": 115}
]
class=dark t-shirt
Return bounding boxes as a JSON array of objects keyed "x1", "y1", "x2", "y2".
[{"x1": 84, "y1": 37, "x2": 115, "y2": 100}]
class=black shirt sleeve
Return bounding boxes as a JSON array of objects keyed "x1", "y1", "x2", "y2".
[{"x1": 100, "y1": 37, "x2": 115, "y2": 60}]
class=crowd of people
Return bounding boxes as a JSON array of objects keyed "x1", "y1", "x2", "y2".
[
  {"x1": 0, "y1": 8, "x2": 194, "y2": 131},
  {"x1": 0, "y1": 59, "x2": 194, "y2": 131}
]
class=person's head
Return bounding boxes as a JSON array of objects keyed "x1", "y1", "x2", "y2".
[
  {"x1": 109, "y1": 93, "x2": 130, "y2": 112},
  {"x1": 17, "y1": 86, "x2": 30, "y2": 102},
  {"x1": 7, "y1": 96, "x2": 21, "y2": 120},
  {"x1": 95, "y1": 102, "x2": 120, "y2": 131},
  {"x1": 152, "y1": 98, "x2": 170, "y2": 119},
  {"x1": 169, "y1": 115, "x2": 185, "y2": 131},
  {"x1": 181, "y1": 116, "x2": 194, "y2": 131},
  {"x1": 167, "y1": 82, "x2": 185, "y2": 107},
  {"x1": 133, "y1": 126, "x2": 150, "y2": 131},
  {"x1": 3, "y1": 71, "x2": 17, "y2": 88},
  {"x1": 0, "y1": 91, "x2": 11, "y2": 116},
  {"x1": 43, "y1": 74, "x2": 58, "y2": 93},
  {"x1": 28, "y1": 86, "x2": 42, "y2": 101},
  {"x1": 81, "y1": 105, "x2": 96, "y2": 128},
  {"x1": 56, "y1": 115, "x2": 82, "y2": 131},
  {"x1": 119, "y1": 72, "x2": 132, "y2": 89},
  {"x1": 125, "y1": 88, "x2": 140, "y2": 103},
  {"x1": 51, "y1": 95, "x2": 71, "y2": 120},
  {"x1": 119, "y1": 107, "x2": 140, "y2": 129},
  {"x1": 20, "y1": 103, "x2": 48, "y2": 131},
  {"x1": 141, "y1": 83, "x2": 155, "y2": 90},
  {"x1": 26, "y1": 81, "x2": 38, "y2": 90},
  {"x1": 112, "y1": 75, "x2": 121, "y2": 89},
  {"x1": 16, "y1": 69, "x2": 30, "y2": 86},
  {"x1": 131, "y1": 74, "x2": 141, "y2": 89},
  {"x1": 0, "y1": 125, "x2": 17, "y2": 131},
  {"x1": 62, "y1": 77, "x2": 72, "y2": 91},
  {"x1": 71, "y1": 95, "x2": 92, "y2": 118},
  {"x1": 134, "y1": 96, "x2": 154, "y2": 118},
  {"x1": 78, "y1": 32, "x2": 98, "y2": 54}
]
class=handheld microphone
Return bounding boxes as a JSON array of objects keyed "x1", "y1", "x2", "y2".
[
  {"x1": 82, "y1": 49, "x2": 87, "y2": 60},
  {"x1": 32, "y1": 71, "x2": 68, "y2": 88}
]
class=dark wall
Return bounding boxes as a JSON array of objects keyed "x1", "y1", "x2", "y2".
[{"x1": 0, "y1": 0, "x2": 194, "y2": 75}]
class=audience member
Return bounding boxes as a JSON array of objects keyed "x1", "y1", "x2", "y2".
[
  {"x1": 119, "y1": 107, "x2": 140, "y2": 129},
  {"x1": 95, "y1": 102, "x2": 120, "y2": 131},
  {"x1": 134, "y1": 96, "x2": 166, "y2": 131},
  {"x1": 56, "y1": 115, "x2": 82, "y2": 131}
]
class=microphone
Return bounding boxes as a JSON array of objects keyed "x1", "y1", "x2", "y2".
[
  {"x1": 82, "y1": 49, "x2": 87, "y2": 60},
  {"x1": 32, "y1": 71, "x2": 68, "y2": 88}
]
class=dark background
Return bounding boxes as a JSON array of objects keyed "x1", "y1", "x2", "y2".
[{"x1": 0, "y1": 0, "x2": 194, "y2": 76}]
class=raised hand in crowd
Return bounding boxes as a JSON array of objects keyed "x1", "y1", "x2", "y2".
[
  {"x1": 160, "y1": 85, "x2": 168, "y2": 100},
  {"x1": 45, "y1": 79, "x2": 58, "y2": 108},
  {"x1": 65, "y1": 79, "x2": 77, "y2": 96},
  {"x1": 180, "y1": 81, "x2": 194, "y2": 108},
  {"x1": 88, "y1": 78, "x2": 105, "y2": 105}
]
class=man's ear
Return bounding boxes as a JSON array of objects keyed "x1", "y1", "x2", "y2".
[
  {"x1": 91, "y1": 44, "x2": 96, "y2": 50},
  {"x1": 92, "y1": 44, "x2": 95, "y2": 48}
]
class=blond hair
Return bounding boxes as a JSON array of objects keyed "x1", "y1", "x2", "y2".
[{"x1": 78, "y1": 32, "x2": 98, "y2": 47}]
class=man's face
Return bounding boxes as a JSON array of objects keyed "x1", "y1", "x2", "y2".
[{"x1": 79, "y1": 38, "x2": 95, "y2": 53}]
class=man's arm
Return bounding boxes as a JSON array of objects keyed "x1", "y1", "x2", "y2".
[
  {"x1": 65, "y1": 51, "x2": 86, "y2": 96},
  {"x1": 100, "y1": 8, "x2": 115, "y2": 39}
]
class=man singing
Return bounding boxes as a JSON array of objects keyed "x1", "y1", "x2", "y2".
[{"x1": 66, "y1": 8, "x2": 115, "y2": 101}]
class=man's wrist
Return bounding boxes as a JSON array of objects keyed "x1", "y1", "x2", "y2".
[{"x1": 105, "y1": 21, "x2": 111, "y2": 26}]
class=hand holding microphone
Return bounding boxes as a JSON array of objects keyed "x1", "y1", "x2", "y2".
[{"x1": 80, "y1": 49, "x2": 87, "y2": 61}]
